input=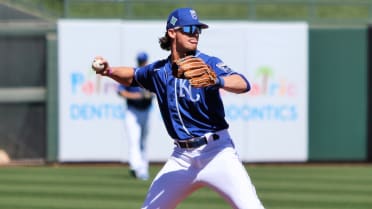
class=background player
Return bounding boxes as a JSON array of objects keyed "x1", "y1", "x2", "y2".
[
  {"x1": 118, "y1": 52, "x2": 153, "y2": 180},
  {"x1": 92, "y1": 7, "x2": 265, "y2": 209}
]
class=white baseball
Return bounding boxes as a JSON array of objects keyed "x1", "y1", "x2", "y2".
[{"x1": 92, "y1": 59, "x2": 105, "y2": 71}]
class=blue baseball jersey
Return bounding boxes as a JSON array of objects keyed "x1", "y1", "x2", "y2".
[
  {"x1": 132, "y1": 51, "x2": 250, "y2": 140},
  {"x1": 118, "y1": 85, "x2": 152, "y2": 110}
]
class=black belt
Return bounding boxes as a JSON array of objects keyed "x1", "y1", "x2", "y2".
[{"x1": 175, "y1": 134, "x2": 220, "y2": 149}]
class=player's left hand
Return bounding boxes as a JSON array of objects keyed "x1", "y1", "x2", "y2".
[{"x1": 173, "y1": 56, "x2": 217, "y2": 88}]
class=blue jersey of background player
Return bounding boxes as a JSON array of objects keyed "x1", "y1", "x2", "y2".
[
  {"x1": 118, "y1": 52, "x2": 153, "y2": 111},
  {"x1": 118, "y1": 52, "x2": 153, "y2": 180},
  {"x1": 118, "y1": 85, "x2": 152, "y2": 110},
  {"x1": 93, "y1": 7, "x2": 265, "y2": 209}
]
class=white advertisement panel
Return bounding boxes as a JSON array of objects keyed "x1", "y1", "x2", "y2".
[
  {"x1": 58, "y1": 20, "x2": 126, "y2": 161},
  {"x1": 200, "y1": 22, "x2": 308, "y2": 162},
  {"x1": 58, "y1": 20, "x2": 308, "y2": 162}
]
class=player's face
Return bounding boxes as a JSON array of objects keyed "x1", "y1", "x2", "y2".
[{"x1": 175, "y1": 25, "x2": 201, "y2": 52}]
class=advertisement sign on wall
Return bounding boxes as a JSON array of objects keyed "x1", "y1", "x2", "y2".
[{"x1": 58, "y1": 20, "x2": 308, "y2": 162}]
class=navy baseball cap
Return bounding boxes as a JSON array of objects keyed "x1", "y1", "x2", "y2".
[
  {"x1": 166, "y1": 8, "x2": 208, "y2": 30},
  {"x1": 136, "y1": 52, "x2": 148, "y2": 63}
]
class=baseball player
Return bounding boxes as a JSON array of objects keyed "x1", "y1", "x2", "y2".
[
  {"x1": 92, "y1": 7, "x2": 265, "y2": 209},
  {"x1": 118, "y1": 52, "x2": 153, "y2": 180}
]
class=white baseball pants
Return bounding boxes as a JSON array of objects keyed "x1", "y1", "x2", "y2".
[
  {"x1": 141, "y1": 129, "x2": 265, "y2": 209},
  {"x1": 125, "y1": 107, "x2": 150, "y2": 179}
]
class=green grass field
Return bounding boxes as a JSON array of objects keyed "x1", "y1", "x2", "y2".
[{"x1": 0, "y1": 164, "x2": 371, "y2": 209}]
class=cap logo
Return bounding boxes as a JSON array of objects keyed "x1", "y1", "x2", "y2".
[
  {"x1": 170, "y1": 16, "x2": 178, "y2": 26},
  {"x1": 190, "y1": 10, "x2": 198, "y2": 20}
]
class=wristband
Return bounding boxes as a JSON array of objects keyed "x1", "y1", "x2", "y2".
[
  {"x1": 215, "y1": 76, "x2": 225, "y2": 88},
  {"x1": 106, "y1": 68, "x2": 113, "y2": 76}
]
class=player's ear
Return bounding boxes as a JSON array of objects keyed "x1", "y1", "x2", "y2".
[{"x1": 167, "y1": 29, "x2": 177, "y2": 39}]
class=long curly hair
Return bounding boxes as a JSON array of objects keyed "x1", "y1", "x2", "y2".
[{"x1": 159, "y1": 32, "x2": 171, "y2": 51}]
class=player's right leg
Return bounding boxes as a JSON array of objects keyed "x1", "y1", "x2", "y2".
[
  {"x1": 137, "y1": 109, "x2": 151, "y2": 180},
  {"x1": 141, "y1": 155, "x2": 200, "y2": 209}
]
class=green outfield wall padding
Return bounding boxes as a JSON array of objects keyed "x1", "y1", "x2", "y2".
[
  {"x1": 368, "y1": 25, "x2": 372, "y2": 162},
  {"x1": 46, "y1": 33, "x2": 58, "y2": 162},
  {"x1": 309, "y1": 27, "x2": 367, "y2": 161}
]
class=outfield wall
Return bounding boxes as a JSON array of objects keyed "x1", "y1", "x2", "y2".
[
  {"x1": 0, "y1": 22, "x2": 368, "y2": 162},
  {"x1": 55, "y1": 21, "x2": 369, "y2": 163},
  {"x1": 368, "y1": 26, "x2": 372, "y2": 162},
  {"x1": 309, "y1": 27, "x2": 367, "y2": 161}
]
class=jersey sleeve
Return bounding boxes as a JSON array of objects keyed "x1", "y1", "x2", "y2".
[
  {"x1": 206, "y1": 57, "x2": 237, "y2": 77},
  {"x1": 132, "y1": 63, "x2": 154, "y2": 90},
  {"x1": 206, "y1": 56, "x2": 251, "y2": 92},
  {"x1": 132, "y1": 59, "x2": 168, "y2": 93}
]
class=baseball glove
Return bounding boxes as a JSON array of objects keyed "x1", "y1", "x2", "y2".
[{"x1": 173, "y1": 56, "x2": 217, "y2": 88}]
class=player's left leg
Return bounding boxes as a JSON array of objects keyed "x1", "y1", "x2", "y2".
[{"x1": 198, "y1": 140, "x2": 265, "y2": 209}]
